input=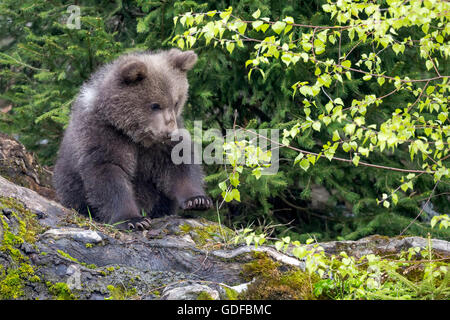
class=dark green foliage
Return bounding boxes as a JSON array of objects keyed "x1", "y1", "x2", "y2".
[{"x1": 0, "y1": 0, "x2": 448, "y2": 241}]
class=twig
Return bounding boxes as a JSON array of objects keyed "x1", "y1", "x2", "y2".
[
  {"x1": 399, "y1": 181, "x2": 440, "y2": 236},
  {"x1": 237, "y1": 125, "x2": 434, "y2": 174},
  {"x1": 407, "y1": 80, "x2": 430, "y2": 112}
]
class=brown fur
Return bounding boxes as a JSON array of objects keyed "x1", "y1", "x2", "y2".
[{"x1": 53, "y1": 49, "x2": 211, "y2": 230}]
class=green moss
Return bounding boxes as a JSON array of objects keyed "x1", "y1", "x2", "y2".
[
  {"x1": 241, "y1": 252, "x2": 281, "y2": 281},
  {"x1": 179, "y1": 221, "x2": 234, "y2": 248},
  {"x1": 0, "y1": 197, "x2": 44, "y2": 244},
  {"x1": 56, "y1": 249, "x2": 98, "y2": 270},
  {"x1": 105, "y1": 284, "x2": 137, "y2": 300},
  {"x1": 223, "y1": 286, "x2": 239, "y2": 300},
  {"x1": 179, "y1": 224, "x2": 192, "y2": 233},
  {"x1": 239, "y1": 252, "x2": 319, "y2": 300},
  {"x1": 197, "y1": 291, "x2": 215, "y2": 300},
  {"x1": 0, "y1": 265, "x2": 24, "y2": 299},
  {"x1": 57, "y1": 249, "x2": 80, "y2": 263},
  {"x1": 0, "y1": 262, "x2": 39, "y2": 299},
  {"x1": 279, "y1": 270, "x2": 318, "y2": 300},
  {"x1": 47, "y1": 282, "x2": 76, "y2": 300},
  {"x1": 0, "y1": 198, "x2": 43, "y2": 299},
  {"x1": 151, "y1": 290, "x2": 160, "y2": 297}
]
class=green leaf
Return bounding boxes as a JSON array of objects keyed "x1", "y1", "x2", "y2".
[
  {"x1": 220, "y1": 8, "x2": 232, "y2": 20},
  {"x1": 219, "y1": 181, "x2": 227, "y2": 191},
  {"x1": 237, "y1": 22, "x2": 247, "y2": 34},
  {"x1": 252, "y1": 20, "x2": 263, "y2": 31},
  {"x1": 312, "y1": 121, "x2": 321, "y2": 131},
  {"x1": 307, "y1": 154, "x2": 317, "y2": 165},
  {"x1": 231, "y1": 188, "x2": 241, "y2": 202},
  {"x1": 177, "y1": 38, "x2": 185, "y2": 50},
  {"x1": 332, "y1": 130, "x2": 340, "y2": 141},
  {"x1": 342, "y1": 142, "x2": 351, "y2": 152},
  {"x1": 341, "y1": 60, "x2": 351, "y2": 69},
  {"x1": 299, "y1": 86, "x2": 313, "y2": 96},
  {"x1": 292, "y1": 246, "x2": 307, "y2": 259},
  {"x1": 252, "y1": 167, "x2": 262, "y2": 179},
  {"x1": 294, "y1": 152, "x2": 304, "y2": 165},
  {"x1": 315, "y1": 67, "x2": 321, "y2": 76},
  {"x1": 222, "y1": 190, "x2": 234, "y2": 202},
  {"x1": 260, "y1": 23, "x2": 270, "y2": 33},
  {"x1": 230, "y1": 171, "x2": 240, "y2": 187},
  {"x1": 272, "y1": 21, "x2": 286, "y2": 34},
  {"x1": 431, "y1": 216, "x2": 438, "y2": 228},
  {"x1": 299, "y1": 158, "x2": 310, "y2": 171},
  {"x1": 252, "y1": 9, "x2": 261, "y2": 19},
  {"x1": 392, "y1": 193, "x2": 398, "y2": 205},
  {"x1": 226, "y1": 41, "x2": 235, "y2": 54},
  {"x1": 392, "y1": 43, "x2": 405, "y2": 55},
  {"x1": 275, "y1": 241, "x2": 284, "y2": 251},
  {"x1": 352, "y1": 154, "x2": 360, "y2": 166}
]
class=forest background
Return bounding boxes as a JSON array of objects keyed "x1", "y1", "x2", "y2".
[{"x1": 0, "y1": 0, "x2": 449, "y2": 243}]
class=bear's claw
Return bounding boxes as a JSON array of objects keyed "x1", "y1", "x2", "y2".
[
  {"x1": 122, "y1": 217, "x2": 152, "y2": 231},
  {"x1": 182, "y1": 196, "x2": 212, "y2": 210}
]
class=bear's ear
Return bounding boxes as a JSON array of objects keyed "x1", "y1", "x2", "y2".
[
  {"x1": 119, "y1": 60, "x2": 147, "y2": 84},
  {"x1": 167, "y1": 49, "x2": 198, "y2": 72}
]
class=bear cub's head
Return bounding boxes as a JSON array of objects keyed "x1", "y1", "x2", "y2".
[{"x1": 94, "y1": 48, "x2": 197, "y2": 147}]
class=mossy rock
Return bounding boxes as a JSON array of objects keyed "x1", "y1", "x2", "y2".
[
  {"x1": 178, "y1": 219, "x2": 234, "y2": 248},
  {"x1": 0, "y1": 197, "x2": 45, "y2": 299},
  {"x1": 239, "y1": 252, "x2": 318, "y2": 300}
]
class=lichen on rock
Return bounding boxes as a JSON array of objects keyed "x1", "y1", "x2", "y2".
[{"x1": 0, "y1": 135, "x2": 449, "y2": 300}]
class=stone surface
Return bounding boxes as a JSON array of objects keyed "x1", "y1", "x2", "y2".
[
  {"x1": 42, "y1": 228, "x2": 103, "y2": 244},
  {"x1": 1, "y1": 174, "x2": 449, "y2": 300},
  {"x1": 0, "y1": 133, "x2": 55, "y2": 200},
  {"x1": 0, "y1": 133, "x2": 449, "y2": 300},
  {"x1": 161, "y1": 283, "x2": 220, "y2": 300}
]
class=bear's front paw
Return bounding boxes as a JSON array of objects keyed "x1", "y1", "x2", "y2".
[
  {"x1": 115, "y1": 217, "x2": 152, "y2": 231},
  {"x1": 182, "y1": 196, "x2": 212, "y2": 211}
]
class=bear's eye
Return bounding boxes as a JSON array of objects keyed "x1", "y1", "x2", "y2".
[{"x1": 150, "y1": 103, "x2": 161, "y2": 111}]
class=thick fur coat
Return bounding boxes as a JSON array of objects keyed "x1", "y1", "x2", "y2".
[{"x1": 53, "y1": 49, "x2": 211, "y2": 230}]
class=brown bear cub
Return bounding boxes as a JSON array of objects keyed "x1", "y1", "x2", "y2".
[{"x1": 53, "y1": 49, "x2": 212, "y2": 230}]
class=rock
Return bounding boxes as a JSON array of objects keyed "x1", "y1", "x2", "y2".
[
  {"x1": 0, "y1": 174, "x2": 267, "y2": 299},
  {"x1": 0, "y1": 174, "x2": 449, "y2": 300},
  {"x1": 304, "y1": 234, "x2": 450, "y2": 258},
  {"x1": 0, "y1": 132, "x2": 55, "y2": 200},
  {"x1": 310, "y1": 184, "x2": 331, "y2": 210},
  {"x1": 42, "y1": 228, "x2": 103, "y2": 244},
  {"x1": 0, "y1": 134, "x2": 449, "y2": 300},
  {"x1": 161, "y1": 283, "x2": 220, "y2": 300},
  {"x1": 1, "y1": 208, "x2": 12, "y2": 217}
]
